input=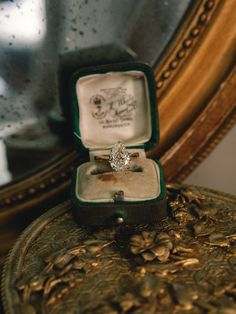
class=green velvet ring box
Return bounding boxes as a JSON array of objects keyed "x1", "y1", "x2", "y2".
[{"x1": 70, "y1": 62, "x2": 167, "y2": 225}]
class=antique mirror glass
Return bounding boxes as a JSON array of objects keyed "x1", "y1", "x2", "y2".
[{"x1": 0, "y1": 0, "x2": 192, "y2": 186}]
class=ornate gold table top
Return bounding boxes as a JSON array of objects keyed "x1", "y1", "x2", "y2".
[{"x1": 2, "y1": 184, "x2": 236, "y2": 314}]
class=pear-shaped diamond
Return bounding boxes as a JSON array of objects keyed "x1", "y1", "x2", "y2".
[{"x1": 109, "y1": 142, "x2": 130, "y2": 171}]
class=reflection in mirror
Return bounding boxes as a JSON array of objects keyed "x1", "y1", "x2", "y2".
[{"x1": 0, "y1": 0, "x2": 192, "y2": 187}]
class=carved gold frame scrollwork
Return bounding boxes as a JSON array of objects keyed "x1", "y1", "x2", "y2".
[{"x1": 0, "y1": 0, "x2": 236, "y2": 261}]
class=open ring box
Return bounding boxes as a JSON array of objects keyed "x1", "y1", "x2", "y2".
[{"x1": 71, "y1": 62, "x2": 167, "y2": 225}]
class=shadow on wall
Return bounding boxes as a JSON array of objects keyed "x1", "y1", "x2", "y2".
[{"x1": 185, "y1": 124, "x2": 236, "y2": 195}]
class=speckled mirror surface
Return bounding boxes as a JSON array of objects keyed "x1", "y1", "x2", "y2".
[{"x1": 0, "y1": 0, "x2": 192, "y2": 187}]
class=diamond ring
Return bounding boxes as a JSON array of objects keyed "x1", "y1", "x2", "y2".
[{"x1": 109, "y1": 142, "x2": 131, "y2": 171}]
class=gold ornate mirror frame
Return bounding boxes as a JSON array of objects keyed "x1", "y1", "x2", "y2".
[{"x1": 0, "y1": 0, "x2": 236, "y2": 261}]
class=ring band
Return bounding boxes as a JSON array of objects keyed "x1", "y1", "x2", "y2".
[{"x1": 94, "y1": 152, "x2": 139, "y2": 161}]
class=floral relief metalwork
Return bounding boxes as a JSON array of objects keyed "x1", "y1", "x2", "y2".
[{"x1": 2, "y1": 184, "x2": 236, "y2": 314}]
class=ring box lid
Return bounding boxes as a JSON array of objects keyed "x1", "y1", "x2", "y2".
[{"x1": 71, "y1": 62, "x2": 159, "y2": 153}]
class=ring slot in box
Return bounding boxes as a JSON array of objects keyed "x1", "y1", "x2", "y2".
[{"x1": 71, "y1": 62, "x2": 167, "y2": 225}]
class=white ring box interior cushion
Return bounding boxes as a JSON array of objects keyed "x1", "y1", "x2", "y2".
[
  {"x1": 76, "y1": 158, "x2": 161, "y2": 203},
  {"x1": 74, "y1": 70, "x2": 161, "y2": 203}
]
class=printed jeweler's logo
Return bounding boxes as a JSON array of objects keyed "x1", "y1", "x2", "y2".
[
  {"x1": 90, "y1": 94, "x2": 106, "y2": 119},
  {"x1": 90, "y1": 87, "x2": 136, "y2": 124}
]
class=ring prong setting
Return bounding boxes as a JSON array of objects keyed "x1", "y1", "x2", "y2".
[{"x1": 109, "y1": 142, "x2": 130, "y2": 172}]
